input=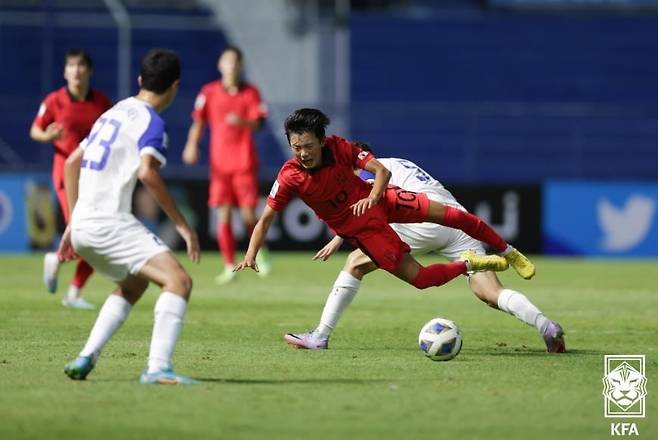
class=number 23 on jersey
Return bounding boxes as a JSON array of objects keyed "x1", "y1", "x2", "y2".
[{"x1": 81, "y1": 117, "x2": 122, "y2": 171}]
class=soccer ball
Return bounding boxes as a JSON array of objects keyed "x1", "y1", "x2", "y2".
[{"x1": 418, "y1": 318, "x2": 463, "y2": 361}]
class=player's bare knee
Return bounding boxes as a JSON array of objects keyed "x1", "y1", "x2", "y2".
[
  {"x1": 344, "y1": 258, "x2": 361, "y2": 278},
  {"x1": 345, "y1": 252, "x2": 376, "y2": 280},
  {"x1": 165, "y1": 271, "x2": 193, "y2": 298},
  {"x1": 349, "y1": 263, "x2": 377, "y2": 280},
  {"x1": 349, "y1": 267, "x2": 363, "y2": 279},
  {"x1": 240, "y1": 207, "x2": 257, "y2": 226},
  {"x1": 345, "y1": 253, "x2": 359, "y2": 268},
  {"x1": 345, "y1": 260, "x2": 364, "y2": 279},
  {"x1": 179, "y1": 273, "x2": 193, "y2": 296},
  {"x1": 218, "y1": 205, "x2": 232, "y2": 223}
]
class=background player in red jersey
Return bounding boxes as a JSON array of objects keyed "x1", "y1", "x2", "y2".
[
  {"x1": 30, "y1": 48, "x2": 112, "y2": 310},
  {"x1": 235, "y1": 108, "x2": 535, "y2": 292},
  {"x1": 182, "y1": 46, "x2": 271, "y2": 285}
]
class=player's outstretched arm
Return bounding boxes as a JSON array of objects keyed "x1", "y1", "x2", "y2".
[
  {"x1": 64, "y1": 147, "x2": 84, "y2": 217},
  {"x1": 313, "y1": 235, "x2": 344, "y2": 261},
  {"x1": 138, "y1": 155, "x2": 200, "y2": 263},
  {"x1": 234, "y1": 205, "x2": 277, "y2": 272},
  {"x1": 57, "y1": 147, "x2": 84, "y2": 262},
  {"x1": 182, "y1": 120, "x2": 205, "y2": 165},
  {"x1": 351, "y1": 158, "x2": 391, "y2": 216}
]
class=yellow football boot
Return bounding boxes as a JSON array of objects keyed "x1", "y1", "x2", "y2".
[
  {"x1": 460, "y1": 251, "x2": 509, "y2": 273},
  {"x1": 503, "y1": 248, "x2": 536, "y2": 280}
]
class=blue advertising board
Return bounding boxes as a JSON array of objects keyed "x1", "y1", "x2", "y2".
[{"x1": 543, "y1": 181, "x2": 658, "y2": 257}]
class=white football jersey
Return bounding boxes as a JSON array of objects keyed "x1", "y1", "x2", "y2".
[
  {"x1": 72, "y1": 97, "x2": 167, "y2": 224},
  {"x1": 361, "y1": 157, "x2": 478, "y2": 257},
  {"x1": 375, "y1": 158, "x2": 463, "y2": 209}
]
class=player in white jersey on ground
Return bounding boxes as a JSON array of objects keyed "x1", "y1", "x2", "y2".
[
  {"x1": 58, "y1": 49, "x2": 201, "y2": 384},
  {"x1": 285, "y1": 152, "x2": 566, "y2": 353}
]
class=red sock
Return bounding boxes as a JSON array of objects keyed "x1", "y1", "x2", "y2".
[
  {"x1": 72, "y1": 260, "x2": 94, "y2": 289},
  {"x1": 411, "y1": 262, "x2": 467, "y2": 289},
  {"x1": 441, "y1": 206, "x2": 507, "y2": 253},
  {"x1": 218, "y1": 222, "x2": 236, "y2": 265}
]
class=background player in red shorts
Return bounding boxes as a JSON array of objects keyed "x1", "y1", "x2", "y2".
[
  {"x1": 30, "y1": 48, "x2": 112, "y2": 310},
  {"x1": 182, "y1": 46, "x2": 271, "y2": 285},
  {"x1": 234, "y1": 108, "x2": 535, "y2": 291}
]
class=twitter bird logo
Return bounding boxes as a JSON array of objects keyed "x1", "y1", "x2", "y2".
[{"x1": 598, "y1": 195, "x2": 656, "y2": 252}]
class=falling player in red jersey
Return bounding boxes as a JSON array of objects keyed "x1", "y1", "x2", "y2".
[
  {"x1": 182, "y1": 46, "x2": 271, "y2": 285},
  {"x1": 30, "y1": 49, "x2": 112, "y2": 310},
  {"x1": 234, "y1": 108, "x2": 535, "y2": 291}
]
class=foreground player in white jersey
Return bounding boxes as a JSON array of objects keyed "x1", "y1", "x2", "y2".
[
  {"x1": 286, "y1": 154, "x2": 566, "y2": 353},
  {"x1": 58, "y1": 49, "x2": 201, "y2": 384}
]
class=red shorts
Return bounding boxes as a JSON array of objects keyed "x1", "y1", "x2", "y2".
[
  {"x1": 52, "y1": 173, "x2": 71, "y2": 224},
  {"x1": 208, "y1": 171, "x2": 259, "y2": 208},
  {"x1": 381, "y1": 185, "x2": 430, "y2": 224},
  {"x1": 341, "y1": 186, "x2": 430, "y2": 272}
]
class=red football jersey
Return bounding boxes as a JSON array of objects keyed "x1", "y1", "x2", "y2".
[
  {"x1": 191, "y1": 81, "x2": 268, "y2": 174},
  {"x1": 267, "y1": 136, "x2": 376, "y2": 234},
  {"x1": 33, "y1": 87, "x2": 112, "y2": 158},
  {"x1": 33, "y1": 87, "x2": 111, "y2": 180}
]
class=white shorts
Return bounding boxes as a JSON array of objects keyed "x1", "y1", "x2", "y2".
[
  {"x1": 390, "y1": 192, "x2": 485, "y2": 261},
  {"x1": 71, "y1": 216, "x2": 169, "y2": 282}
]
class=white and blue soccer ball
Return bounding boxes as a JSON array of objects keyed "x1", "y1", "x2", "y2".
[{"x1": 418, "y1": 317, "x2": 463, "y2": 361}]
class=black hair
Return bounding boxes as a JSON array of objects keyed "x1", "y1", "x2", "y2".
[
  {"x1": 221, "y1": 46, "x2": 243, "y2": 62},
  {"x1": 140, "y1": 49, "x2": 180, "y2": 94},
  {"x1": 284, "y1": 108, "x2": 331, "y2": 141},
  {"x1": 65, "y1": 48, "x2": 93, "y2": 69}
]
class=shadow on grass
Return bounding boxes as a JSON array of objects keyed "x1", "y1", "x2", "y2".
[
  {"x1": 193, "y1": 377, "x2": 392, "y2": 385},
  {"x1": 470, "y1": 348, "x2": 606, "y2": 357},
  {"x1": 84, "y1": 377, "x2": 415, "y2": 385}
]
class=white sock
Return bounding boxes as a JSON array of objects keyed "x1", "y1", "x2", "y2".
[
  {"x1": 316, "y1": 271, "x2": 361, "y2": 338},
  {"x1": 497, "y1": 288, "x2": 549, "y2": 334},
  {"x1": 79, "y1": 294, "x2": 132, "y2": 361},
  {"x1": 67, "y1": 286, "x2": 81, "y2": 301},
  {"x1": 147, "y1": 292, "x2": 188, "y2": 374}
]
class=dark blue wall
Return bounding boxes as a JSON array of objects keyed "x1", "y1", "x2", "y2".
[
  {"x1": 350, "y1": 12, "x2": 658, "y2": 183},
  {"x1": 0, "y1": 11, "x2": 285, "y2": 177},
  {"x1": 3, "y1": 9, "x2": 658, "y2": 184}
]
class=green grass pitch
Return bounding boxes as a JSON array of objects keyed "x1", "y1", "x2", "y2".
[{"x1": 0, "y1": 252, "x2": 655, "y2": 439}]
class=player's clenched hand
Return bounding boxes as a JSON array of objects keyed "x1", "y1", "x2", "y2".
[
  {"x1": 225, "y1": 112, "x2": 244, "y2": 126},
  {"x1": 177, "y1": 225, "x2": 200, "y2": 263},
  {"x1": 350, "y1": 196, "x2": 378, "y2": 216},
  {"x1": 313, "y1": 236, "x2": 344, "y2": 261},
  {"x1": 182, "y1": 143, "x2": 199, "y2": 165},
  {"x1": 45, "y1": 123, "x2": 64, "y2": 141},
  {"x1": 57, "y1": 225, "x2": 77, "y2": 262},
  {"x1": 234, "y1": 256, "x2": 259, "y2": 272}
]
